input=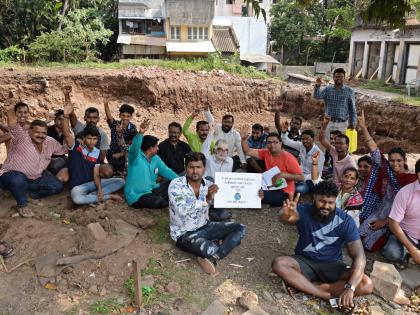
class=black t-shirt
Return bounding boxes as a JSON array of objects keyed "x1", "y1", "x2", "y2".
[
  {"x1": 47, "y1": 125, "x2": 66, "y2": 158},
  {"x1": 158, "y1": 139, "x2": 191, "y2": 174}
]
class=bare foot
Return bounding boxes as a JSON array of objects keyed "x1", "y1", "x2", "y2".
[
  {"x1": 109, "y1": 194, "x2": 123, "y2": 201},
  {"x1": 17, "y1": 206, "x2": 34, "y2": 218}
]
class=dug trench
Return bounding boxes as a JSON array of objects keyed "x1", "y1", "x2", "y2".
[{"x1": 0, "y1": 67, "x2": 419, "y2": 315}]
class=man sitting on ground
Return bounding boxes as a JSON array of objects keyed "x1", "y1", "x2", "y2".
[
  {"x1": 0, "y1": 108, "x2": 67, "y2": 217},
  {"x1": 63, "y1": 102, "x2": 124, "y2": 205},
  {"x1": 104, "y1": 100, "x2": 137, "y2": 173},
  {"x1": 169, "y1": 152, "x2": 246, "y2": 274},
  {"x1": 246, "y1": 123, "x2": 268, "y2": 173},
  {"x1": 279, "y1": 124, "x2": 324, "y2": 195},
  {"x1": 66, "y1": 87, "x2": 112, "y2": 178},
  {"x1": 275, "y1": 109, "x2": 302, "y2": 160},
  {"x1": 241, "y1": 128, "x2": 303, "y2": 206},
  {"x1": 182, "y1": 108, "x2": 213, "y2": 152},
  {"x1": 319, "y1": 116, "x2": 356, "y2": 187},
  {"x1": 205, "y1": 108, "x2": 246, "y2": 171},
  {"x1": 125, "y1": 123, "x2": 178, "y2": 209},
  {"x1": 272, "y1": 181, "x2": 373, "y2": 311},
  {"x1": 158, "y1": 122, "x2": 191, "y2": 175},
  {"x1": 381, "y1": 159, "x2": 420, "y2": 265},
  {"x1": 323, "y1": 130, "x2": 342, "y2": 179},
  {"x1": 47, "y1": 109, "x2": 69, "y2": 182},
  {"x1": 0, "y1": 102, "x2": 31, "y2": 151}
]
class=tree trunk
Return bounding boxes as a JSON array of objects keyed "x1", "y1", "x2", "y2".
[
  {"x1": 58, "y1": 0, "x2": 69, "y2": 31},
  {"x1": 297, "y1": 33, "x2": 304, "y2": 65}
]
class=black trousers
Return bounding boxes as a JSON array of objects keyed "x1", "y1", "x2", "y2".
[{"x1": 131, "y1": 181, "x2": 171, "y2": 209}]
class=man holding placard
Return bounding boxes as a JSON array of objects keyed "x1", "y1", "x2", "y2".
[
  {"x1": 241, "y1": 129, "x2": 303, "y2": 206},
  {"x1": 168, "y1": 152, "x2": 246, "y2": 274}
]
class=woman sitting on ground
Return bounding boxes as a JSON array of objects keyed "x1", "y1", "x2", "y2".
[
  {"x1": 357, "y1": 110, "x2": 417, "y2": 252},
  {"x1": 356, "y1": 155, "x2": 372, "y2": 193}
]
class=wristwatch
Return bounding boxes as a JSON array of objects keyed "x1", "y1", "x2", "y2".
[{"x1": 344, "y1": 283, "x2": 355, "y2": 292}]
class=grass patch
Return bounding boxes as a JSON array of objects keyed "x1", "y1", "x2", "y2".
[
  {"x1": 357, "y1": 79, "x2": 403, "y2": 94},
  {"x1": 0, "y1": 53, "x2": 277, "y2": 80},
  {"x1": 124, "y1": 277, "x2": 156, "y2": 305},
  {"x1": 90, "y1": 298, "x2": 124, "y2": 315},
  {"x1": 147, "y1": 215, "x2": 170, "y2": 244},
  {"x1": 64, "y1": 304, "x2": 80, "y2": 315},
  {"x1": 392, "y1": 96, "x2": 420, "y2": 106}
]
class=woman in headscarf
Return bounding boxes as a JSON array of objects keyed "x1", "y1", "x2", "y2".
[{"x1": 357, "y1": 110, "x2": 417, "y2": 252}]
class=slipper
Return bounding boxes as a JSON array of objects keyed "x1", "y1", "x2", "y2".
[
  {"x1": 17, "y1": 207, "x2": 34, "y2": 218},
  {"x1": 197, "y1": 257, "x2": 216, "y2": 274},
  {"x1": 0, "y1": 241, "x2": 15, "y2": 258},
  {"x1": 339, "y1": 300, "x2": 358, "y2": 315}
]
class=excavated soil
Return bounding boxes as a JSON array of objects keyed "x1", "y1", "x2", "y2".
[{"x1": 0, "y1": 67, "x2": 419, "y2": 315}]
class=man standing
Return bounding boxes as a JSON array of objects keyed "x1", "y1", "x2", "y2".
[
  {"x1": 314, "y1": 68, "x2": 357, "y2": 139},
  {"x1": 63, "y1": 101, "x2": 124, "y2": 205},
  {"x1": 169, "y1": 152, "x2": 246, "y2": 274},
  {"x1": 280, "y1": 127, "x2": 325, "y2": 195},
  {"x1": 0, "y1": 108, "x2": 67, "y2": 217},
  {"x1": 205, "y1": 109, "x2": 246, "y2": 171},
  {"x1": 241, "y1": 129, "x2": 303, "y2": 206},
  {"x1": 382, "y1": 159, "x2": 420, "y2": 264},
  {"x1": 158, "y1": 122, "x2": 191, "y2": 175},
  {"x1": 125, "y1": 127, "x2": 178, "y2": 209},
  {"x1": 104, "y1": 100, "x2": 137, "y2": 172},
  {"x1": 182, "y1": 109, "x2": 213, "y2": 152},
  {"x1": 272, "y1": 181, "x2": 373, "y2": 311},
  {"x1": 319, "y1": 116, "x2": 356, "y2": 187},
  {"x1": 246, "y1": 123, "x2": 268, "y2": 173}
]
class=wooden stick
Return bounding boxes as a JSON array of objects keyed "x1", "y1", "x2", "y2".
[
  {"x1": 174, "y1": 258, "x2": 191, "y2": 264},
  {"x1": 0, "y1": 256, "x2": 8, "y2": 272},
  {"x1": 133, "y1": 260, "x2": 142, "y2": 308},
  {"x1": 7, "y1": 259, "x2": 34, "y2": 273}
]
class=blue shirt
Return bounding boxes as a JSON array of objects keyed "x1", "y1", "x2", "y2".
[
  {"x1": 247, "y1": 132, "x2": 268, "y2": 149},
  {"x1": 68, "y1": 140, "x2": 100, "y2": 189},
  {"x1": 107, "y1": 120, "x2": 137, "y2": 157},
  {"x1": 314, "y1": 84, "x2": 357, "y2": 126},
  {"x1": 295, "y1": 204, "x2": 360, "y2": 262},
  {"x1": 124, "y1": 134, "x2": 178, "y2": 205}
]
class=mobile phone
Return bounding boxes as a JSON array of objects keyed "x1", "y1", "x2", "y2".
[{"x1": 329, "y1": 298, "x2": 339, "y2": 308}]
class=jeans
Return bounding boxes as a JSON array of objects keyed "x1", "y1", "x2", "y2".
[
  {"x1": 295, "y1": 180, "x2": 315, "y2": 195},
  {"x1": 381, "y1": 233, "x2": 419, "y2": 263},
  {"x1": 131, "y1": 181, "x2": 171, "y2": 209},
  {"x1": 176, "y1": 221, "x2": 246, "y2": 260},
  {"x1": 262, "y1": 189, "x2": 288, "y2": 207},
  {"x1": 0, "y1": 171, "x2": 64, "y2": 207},
  {"x1": 70, "y1": 178, "x2": 125, "y2": 205},
  {"x1": 47, "y1": 157, "x2": 67, "y2": 175}
]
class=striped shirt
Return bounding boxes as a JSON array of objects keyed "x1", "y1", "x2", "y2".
[
  {"x1": 314, "y1": 84, "x2": 357, "y2": 126},
  {"x1": 0, "y1": 124, "x2": 68, "y2": 180}
]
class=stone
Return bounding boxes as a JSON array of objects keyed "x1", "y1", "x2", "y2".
[
  {"x1": 262, "y1": 290, "x2": 275, "y2": 304},
  {"x1": 143, "y1": 275, "x2": 155, "y2": 288},
  {"x1": 241, "y1": 306, "x2": 269, "y2": 315},
  {"x1": 370, "y1": 261, "x2": 402, "y2": 300},
  {"x1": 369, "y1": 305, "x2": 385, "y2": 315},
  {"x1": 165, "y1": 281, "x2": 181, "y2": 294},
  {"x1": 87, "y1": 222, "x2": 107, "y2": 241},
  {"x1": 201, "y1": 300, "x2": 225, "y2": 315},
  {"x1": 99, "y1": 287, "x2": 107, "y2": 296},
  {"x1": 88, "y1": 285, "x2": 99, "y2": 295},
  {"x1": 393, "y1": 288, "x2": 410, "y2": 305},
  {"x1": 399, "y1": 268, "x2": 420, "y2": 290},
  {"x1": 239, "y1": 291, "x2": 259, "y2": 310},
  {"x1": 415, "y1": 286, "x2": 420, "y2": 295}
]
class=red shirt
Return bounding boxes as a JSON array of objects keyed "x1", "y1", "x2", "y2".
[
  {"x1": 0, "y1": 124, "x2": 67, "y2": 179},
  {"x1": 258, "y1": 149, "x2": 302, "y2": 196}
]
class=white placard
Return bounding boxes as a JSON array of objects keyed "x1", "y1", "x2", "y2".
[
  {"x1": 214, "y1": 172, "x2": 262, "y2": 209},
  {"x1": 261, "y1": 166, "x2": 287, "y2": 190}
]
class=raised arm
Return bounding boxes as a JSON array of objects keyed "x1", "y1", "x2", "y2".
[
  {"x1": 274, "y1": 110, "x2": 282, "y2": 134},
  {"x1": 182, "y1": 109, "x2": 198, "y2": 138},
  {"x1": 313, "y1": 77, "x2": 324, "y2": 100},
  {"x1": 318, "y1": 115, "x2": 333, "y2": 152},
  {"x1": 5, "y1": 108, "x2": 17, "y2": 127},
  {"x1": 63, "y1": 98, "x2": 75, "y2": 148},
  {"x1": 201, "y1": 124, "x2": 214, "y2": 159},
  {"x1": 311, "y1": 151, "x2": 321, "y2": 182},
  {"x1": 104, "y1": 99, "x2": 114, "y2": 124},
  {"x1": 357, "y1": 109, "x2": 377, "y2": 153},
  {"x1": 240, "y1": 126, "x2": 259, "y2": 159},
  {"x1": 204, "y1": 107, "x2": 215, "y2": 125},
  {"x1": 348, "y1": 90, "x2": 357, "y2": 129},
  {"x1": 63, "y1": 86, "x2": 78, "y2": 128},
  {"x1": 279, "y1": 194, "x2": 300, "y2": 224}
]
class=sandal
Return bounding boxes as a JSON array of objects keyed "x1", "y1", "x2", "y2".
[
  {"x1": 339, "y1": 300, "x2": 358, "y2": 315},
  {"x1": 17, "y1": 206, "x2": 34, "y2": 218},
  {"x1": 0, "y1": 240, "x2": 15, "y2": 258}
]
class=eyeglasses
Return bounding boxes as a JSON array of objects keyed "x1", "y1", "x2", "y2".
[
  {"x1": 216, "y1": 148, "x2": 229, "y2": 153},
  {"x1": 267, "y1": 141, "x2": 280, "y2": 145}
]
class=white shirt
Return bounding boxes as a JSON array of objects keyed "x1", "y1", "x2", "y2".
[{"x1": 201, "y1": 130, "x2": 233, "y2": 179}]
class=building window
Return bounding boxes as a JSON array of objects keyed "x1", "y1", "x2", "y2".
[
  {"x1": 122, "y1": 19, "x2": 164, "y2": 35},
  {"x1": 188, "y1": 26, "x2": 209, "y2": 40},
  {"x1": 226, "y1": 0, "x2": 233, "y2": 4},
  {"x1": 171, "y1": 26, "x2": 180, "y2": 40}
]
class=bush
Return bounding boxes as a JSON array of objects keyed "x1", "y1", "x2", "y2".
[{"x1": 0, "y1": 45, "x2": 25, "y2": 62}]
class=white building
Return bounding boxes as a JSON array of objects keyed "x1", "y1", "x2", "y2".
[{"x1": 349, "y1": 17, "x2": 420, "y2": 84}]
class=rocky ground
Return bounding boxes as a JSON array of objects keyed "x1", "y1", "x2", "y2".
[{"x1": 0, "y1": 66, "x2": 419, "y2": 315}]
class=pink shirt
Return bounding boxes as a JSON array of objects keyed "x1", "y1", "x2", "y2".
[
  {"x1": 329, "y1": 147, "x2": 356, "y2": 187},
  {"x1": 389, "y1": 180, "x2": 420, "y2": 244},
  {"x1": 0, "y1": 124, "x2": 67, "y2": 180}
]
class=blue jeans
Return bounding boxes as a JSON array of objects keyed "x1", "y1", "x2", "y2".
[
  {"x1": 262, "y1": 189, "x2": 288, "y2": 207},
  {"x1": 0, "y1": 171, "x2": 63, "y2": 207},
  {"x1": 381, "y1": 233, "x2": 419, "y2": 263},
  {"x1": 295, "y1": 180, "x2": 315, "y2": 195},
  {"x1": 176, "y1": 221, "x2": 246, "y2": 260},
  {"x1": 70, "y1": 178, "x2": 125, "y2": 205}
]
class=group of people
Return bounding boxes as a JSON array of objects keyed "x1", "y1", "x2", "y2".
[{"x1": 0, "y1": 68, "x2": 419, "y2": 311}]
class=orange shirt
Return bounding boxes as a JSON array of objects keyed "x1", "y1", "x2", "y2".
[{"x1": 258, "y1": 149, "x2": 302, "y2": 196}]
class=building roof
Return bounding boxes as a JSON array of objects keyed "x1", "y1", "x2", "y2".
[
  {"x1": 166, "y1": 41, "x2": 216, "y2": 53},
  {"x1": 118, "y1": 0, "x2": 164, "y2": 19},
  {"x1": 212, "y1": 26, "x2": 240, "y2": 53},
  {"x1": 117, "y1": 34, "x2": 166, "y2": 46},
  {"x1": 241, "y1": 54, "x2": 279, "y2": 64},
  {"x1": 165, "y1": 0, "x2": 215, "y2": 25}
]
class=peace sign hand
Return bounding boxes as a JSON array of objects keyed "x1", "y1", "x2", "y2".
[{"x1": 282, "y1": 193, "x2": 300, "y2": 218}]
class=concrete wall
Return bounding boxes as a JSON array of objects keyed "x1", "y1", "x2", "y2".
[
  {"x1": 166, "y1": 0, "x2": 215, "y2": 25},
  {"x1": 367, "y1": 42, "x2": 381, "y2": 79}
]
